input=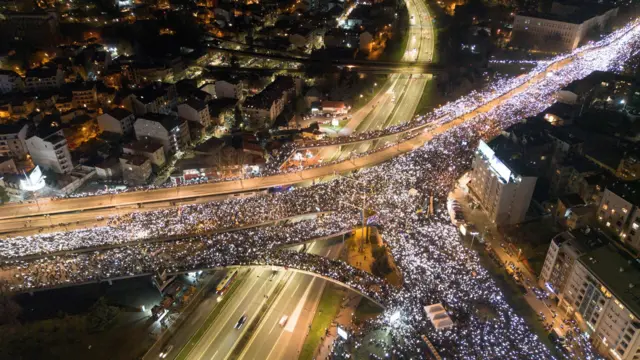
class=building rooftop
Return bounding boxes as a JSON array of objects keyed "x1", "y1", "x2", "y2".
[
  {"x1": 605, "y1": 181, "x2": 640, "y2": 206},
  {"x1": 183, "y1": 98, "x2": 207, "y2": 112},
  {"x1": 194, "y1": 137, "x2": 226, "y2": 154},
  {"x1": 579, "y1": 245, "x2": 640, "y2": 318},
  {"x1": 25, "y1": 66, "x2": 58, "y2": 79},
  {"x1": 106, "y1": 107, "x2": 133, "y2": 120},
  {"x1": 559, "y1": 193, "x2": 585, "y2": 208},
  {"x1": 548, "y1": 127, "x2": 584, "y2": 146},
  {"x1": 139, "y1": 113, "x2": 183, "y2": 132},
  {"x1": 243, "y1": 76, "x2": 295, "y2": 111},
  {"x1": 124, "y1": 139, "x2": 164, "y2": 153},
  {"x1": 517, "y1": 2, "x2": 617, "y2": 25},
  {"x1": 120, "y1": 154, "x2": 149, "y2": 167},
  {"x1": 0, "y1": 120, "x2": 29, "y2": 134}
]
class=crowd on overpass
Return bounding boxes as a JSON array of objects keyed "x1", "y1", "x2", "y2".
[{"x1": 4, "y1": 19, "x2": 638, "y2": 360}]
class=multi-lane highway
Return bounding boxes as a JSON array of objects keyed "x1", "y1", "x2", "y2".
[{"x1": 165, "y1": 238, "x2": 344, "y2": 360}]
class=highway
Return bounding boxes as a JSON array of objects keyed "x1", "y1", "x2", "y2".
[
  {"x1": 238, "y1": 240, "x2": 344, "y2": 360},
  {"x1": 174, "y1": 238, "x2": 344, "y2": 360}
]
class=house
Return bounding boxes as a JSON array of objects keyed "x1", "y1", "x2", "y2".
[
  {"x1": 120, "y1": 154, "x2": 152, "y2": 185},
  {"x1": 134, "y1": 113, "x2": 191, "y2": 154},
  {"x1": 0, "y1": 70, "x2": 24, "y2": 94},
  {"x1": 0, "y1": 156, "x2": 18, "y2": 174},
  {"x1": 304, "y1": 87, "x2": 322, "y2": 107},
  {"x1": 359, "y1": 31, "x2": 374, "y2": 52},
  {"x1": 97, "y1": 108, "x2": 135, "y2": 135},
  {"x1": 0, "y1": 121, "x2": 30, "y2": 159},
  {"x1": 123, "y1": 140, "x2": 166, "y2": 167}
]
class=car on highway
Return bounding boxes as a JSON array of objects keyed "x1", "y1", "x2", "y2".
[
  {"x1": 235, "y1": 314, "x2": 248, "y2": 329},
  {"x1": 159, "y1": 345, "x2": 173, "y2": 358},
  {"x1": 279, "y1": 315, "x2": 289, "y2": 327}
]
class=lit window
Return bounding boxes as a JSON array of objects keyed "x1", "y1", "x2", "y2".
[
  {"x1": 606, "y1": 222, "x2": 611, "y2": 227},
  {"x1": 612, "y1": 209, "x2": 616, "y2": 214},
  {"x1": 622, "y1": 208, "x2": 628, "y2": 213},
  {"x1": 603, "y1": 205, "x2": 609, "y2": 210},
  {"x1": 633, "y1": 223, "x2": 639, "y2": 230}
]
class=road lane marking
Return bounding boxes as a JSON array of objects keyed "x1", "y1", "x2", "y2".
[{"x1": 284, "y1": 277, "x2": 316, "y2": 333}]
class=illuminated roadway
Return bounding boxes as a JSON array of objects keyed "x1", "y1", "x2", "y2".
[
  {"x1": 178, "y1": 239, "x2": 343, "y2": 360},
  {"x1": 0, "y1": 19, "x2": 625, "y2": 222}
]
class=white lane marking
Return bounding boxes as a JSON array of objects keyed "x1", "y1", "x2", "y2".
[{"x1": 284, "y1": 278, "x2": 316, "y2": 333}]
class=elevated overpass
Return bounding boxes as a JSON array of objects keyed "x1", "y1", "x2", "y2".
[
  {"x1": 5, "y1": 249, "x2": 392, "y2": 307},
  {"x1": 208, "y1": 47, "x2": 446, "y2": 74}
]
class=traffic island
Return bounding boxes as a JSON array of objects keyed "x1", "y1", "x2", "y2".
[{"x1": 342, "y1": 227, "x2": 403, "y2": 287}]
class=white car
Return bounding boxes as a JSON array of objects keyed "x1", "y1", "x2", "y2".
[{"x1": 279, "y1": 315, "x2": 289, "y2": 327}]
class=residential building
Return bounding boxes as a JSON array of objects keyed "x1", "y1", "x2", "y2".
[
  {"x1": 97, "y1": 108, "x2": 135, "y2": 135},
  {"x1": 70, "y1": 82, "x2": 97, "y2": 109},
  {"x1": 24, "y1": 66, "x2": 64, "y2": 92},
  {"x1": 468, "y1": 139, "x2": 538, "y2": 225},
  {"x1": 512, "y1": 2, "x2": 618, "y2": 51},
  {"x1": 0, "y1": 156, "x2": 17, "y2": 174},
  {"x1": 25, "y1": 130, "x2": 73, "y2": 174},
  {"x1": 134, "y1": 113, "x2": 190, "y2": 154},
  {"x1": 539, "y1": 228, "x2": 605, "y2": 295},
  {"x1": 0, "y1": 9, "x2": 60, "y2": 47},
  {"x1": 560, "y1": 246, "x2": 640, "y2": 360},
  {"x1": 123, "y1": 83, "x2": 177, "y2": 116},
  {"x1": 241, "y1": 76, "x2": 297, "y2": 129},
  {"x1": 120, "y1": 154, "x2": 152, "y2": 185},
  {"x1": 123, "y1": 139, "x2": 166, "y2": 167},
  {"x1": 177, "y1": 99, "x2": 211, "y2": 127},
  {"x1": 215, "y1": 79, "x2": 243, "y2": 99},
  {"x1": 0, "y1": 121, "x2": 29, "y2": 159},
  {"x1": 0, "y1": 70, "x2": 24, "y2": 94},
  {"x1": 597, "y1": 182, "x2": 640, "y2": 252}
]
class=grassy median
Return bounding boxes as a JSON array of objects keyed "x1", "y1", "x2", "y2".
[{"x1": 299, "y1": 285, "x2": 344, "y2": 360}]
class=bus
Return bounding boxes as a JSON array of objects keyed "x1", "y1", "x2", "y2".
[{"x1": 216, "y1": 270, "x2": 238, "y2": 294}]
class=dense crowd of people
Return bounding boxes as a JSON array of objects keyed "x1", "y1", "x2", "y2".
[{"x1": 4, "y1": 19, "x2": 638, "y2": 359}]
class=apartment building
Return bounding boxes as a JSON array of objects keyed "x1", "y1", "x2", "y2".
[
  {"x1": 539, "y1": 228, "x2": 605, "y2": 295},
  {"x1": 177, "y1": 98, "x2": 211, "y2": 127},
  {"x1": 468, "y1": 139, "x2": 538, "y2": 225},
  {"x1": 123, "y1": 83, "x2": 177, "y2": 116},
  {"x1": 24, "y1": 66, "x2": 64, "y2": 92},
  {"x1": 97, "y1": 108, "x2": 135, "y2": 135},
  {"x1": 560, "y1": 246, "x2": 640, "y2": 360},
  {"x1": 0, "y1": 70, "x2": 24, "y2": 94},
  {"x1": 25, "y1": 130, "x2": 73, "y2": 174},
  {"x1": 70, "y1": 82, "x2": 97, "y2": 109},
  {"x1": 123, "y1": 140, "x2": 166, "y2": 167},
  {"x1": 120, "y1": 154, "x2": 152, "y2": 185},
  {"x1": 215, "y1": 79, "x2": 244, "y2": 99},
  {"x1": 0, "y1": 121, "x2": 29, "y2": 159},
  {"x1": 597, "y1": 183, "x2": 640, "y2": 253},
  {"x1": 241, "y1": 76, "x2": 297, "y2": 129},
  {"x1": 134, "y1": 113, "x2": 190, "y2": 154},
  {"x1": 0, "y1": 9, "x2": 60, "y2": 47},
  {"x1": 513, "y1": 2, "x2": 618, "y2": 51}
]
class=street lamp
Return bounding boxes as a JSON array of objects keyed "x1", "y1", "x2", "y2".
[{"x1": 335, "y1": 172, "x2": 372, "y2": 252}]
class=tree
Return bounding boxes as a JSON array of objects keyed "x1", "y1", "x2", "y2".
[{"x1": 0, "y1": 187, "x2": 9, "y2": 205}]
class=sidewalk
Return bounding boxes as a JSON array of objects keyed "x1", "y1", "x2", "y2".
[
  {"x1": 314, "y1": 292, "x2": 362, "y2": 360},
  {"x1": 449, "y1": 184, "x2": 569, "y2": 337}
]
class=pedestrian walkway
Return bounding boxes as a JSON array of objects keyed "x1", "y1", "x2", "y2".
[{"x1": 314, "y1": 292, "x2": 362, "y2": 360}]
